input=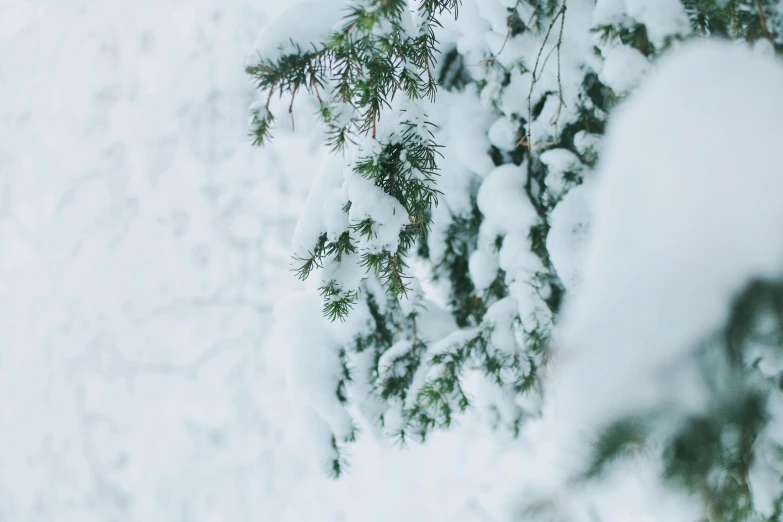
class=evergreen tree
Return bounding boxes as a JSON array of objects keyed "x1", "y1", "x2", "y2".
[{"x1": 248, "y1": 0, "x2": 783, "y2": 519}]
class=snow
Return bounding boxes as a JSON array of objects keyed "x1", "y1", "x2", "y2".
[
  {"x1": 577, "y1": 457, "x2": 704, "y2": 522},
  {"x1": 0, "y1": 1, "x2": 535, "y2": 521},
  {"x1": 488, "y1": 116, "x2": 520, "y2": 151},
  {"x1": 248, "y1": 0, "x2": 345, "y2": 64},
  {"x1": 594, "y1": 0, "x2": 690, "y2": 46},
  {"x1": 593, "y1": 0, "x2": 627, "y2": 27},
  {"x1": 477, "y1": 164, "x2": 536, "y2": 235},
  {"x1": 440, "y1": 86, "x2": 496, "y2": 178},
  {"x1": 548, "y1": 180, "x2": 594, "y2": 291},
  {"x1": 10, "y1": 0, "x2": 783, "y2": 520},
  {"x1": 624, "y1": 0, "x2": 690, "y2": 46},
  {"x1": 474, "y1": 164, "x2": 544, "y2": 294},
  {"x1": 574, "y1": 130, "x2": 602, "y2": 158},
  {"x1": 498, "y1": 231, "x2": 544, "y2": 281},
  {"x1": 405, "y1": 0, "x2": 428, "y2": 34},
  {"x1": 344, "y1": 164, "x2": 408, "y2": 254},
  {"x1": 275, "y1": 291, "x2": 355, "y2": 468},
  {"x1": 555, "y1": 40, "x2": 783, "y2": 431},
  {"x1": 0, "y1": 1, "x2": 317, "y2": 518},
  {"x1": 751, "y1": 390, "x2": 783, "y2": 516},
  {"x1": 485, "y1": 297, "x2": 523, "y2": 355},
  {"x1": 599, "y1": 44, "x2": 650, "y2": 94},
  {"x1": 469, "y1": 249, "x2": 500, "y2": 291},
  {"x1": 456, "y1": 0, "x2": 598, "y2": 149},
  {"x1": 330, "y1": 101, "x2": 358, "y2": 129},
  {"x1": 475, "y1": 0, "x2": 512, "y2": 36},
  {"x1": 291, "y1": 155, "x2": 344, "y2": 258},
  {"x1": 500, "y1": 70, "x2": 534, "y2": 117},
  {"x1": 540, "y1": 147, "x2": 582, "y2": 200}
]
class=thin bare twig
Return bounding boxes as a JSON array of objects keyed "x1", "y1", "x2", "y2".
[
  {"x1": 551, "y1": 2, "x2": 568, "y2": 138},
  {"x1": 289, "y1": 88, "x2": 297, "y2": 131},
  {"x1": 756, "y1": 0, "x2": 774, "y2": 43},
  {"x1": 265, "y1": 82, "x2": 276, "y2": 109},
  {"x1": 525, "y1": 2, "x2": 567, "y2": 149},
  {"x1": 515, "y1": 138, "x2": 558, "y2": 149}
]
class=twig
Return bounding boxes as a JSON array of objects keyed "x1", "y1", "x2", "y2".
[
  {"x1": 265, "y1": 82, "x2": 276, "y2": 109},
  {"x1": 472, "y1": 9, "x2": 514, "y2": 67},
  {"x1": 756, "y1": 0, "x2": 773, "y2": 43},
  {"x1": 515, "y1": 138, "x2": 557, "y2": 149},
  {"x1": 525, "y1": 0, "x2": 542, "y2": 28},
  {"x1": 388, "y1": 252, "x2": 402, "y2": 288},
  {"x1": 732, "y1": 9, "x2": 738, "y2": 38},
  {"x1": 551, "y1": 2, "x2": 567, "y2": 138},
  {"x1": 313, "y1": 81, "x2": 323, "y2": 104},
  {"x1": 526, "y1": 2, "x2": 567, "y2": 149},
  {"x1": 483, "y1": 31, "x2": 512, "y2": 65},
  {"x1": 539, "y1": 37, "x2": 560, "y2": 73},
  {"x1": 289, "y1": 88, "x2": 297, "y2": 131}
]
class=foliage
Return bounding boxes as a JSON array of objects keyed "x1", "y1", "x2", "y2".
[{"x1": 248, "y1": 1, "x2": 783, "y2": 516}]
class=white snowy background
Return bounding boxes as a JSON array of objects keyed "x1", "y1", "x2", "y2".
[{"x1": 0, "y1": 1, "x2": 526, "y2": 521}]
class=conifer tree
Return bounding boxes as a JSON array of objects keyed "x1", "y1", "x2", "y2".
[{"x1": 248, "y1": 0, "x2": 783, "y2": 519}]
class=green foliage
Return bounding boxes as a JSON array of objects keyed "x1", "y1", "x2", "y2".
[
  {"x1": 320, "y1": 280, "x2": 359, "y2": 321},
  {"x1": 682, "y1": 0, "x2": 783, "y2": 48},
  {"x1": 660, "y1": 392, "x2": 763, "y2": 522},
  {"x1": 249, "y1": 0, "x2": 459, "y2": 321},
  {"x1": 576, "y1": 3, "x2": 783, "y2": 517},
  {"x1": 248, "y1": 104, "x2": 274, "y2": 146},
  {"x1": 583, "y1": 417, "x2": 650, "y2": 480},
  {"x1": 582, "y1": 279, "x2": 783, "y2": 521},
  {"x1": 246, "y1": 0, "x2": 458, "y2": 146},
  {"x1": 430, "y1": 185, "x2": 510, "y2": 328},
  {"x1": 248, "y1": 0, "x2": 592, "y2": 476},
  {"x1": 249, "y1": 0, "x2": 783, "y2": 504}
]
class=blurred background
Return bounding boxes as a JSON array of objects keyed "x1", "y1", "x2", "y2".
[{"x1": 0, "y1": 1, "x2": 521, "y2": 521}]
